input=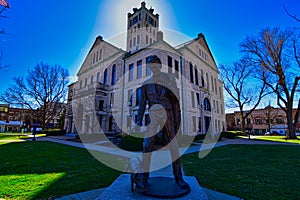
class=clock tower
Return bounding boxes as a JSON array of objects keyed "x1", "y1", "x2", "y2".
[{"x1": 126, "y1": 2, "x2": 159, "y2": 52}]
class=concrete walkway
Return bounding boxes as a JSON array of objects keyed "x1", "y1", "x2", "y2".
[{"x1": 34, "y1": 136, "x2": 297, "y2": 200}]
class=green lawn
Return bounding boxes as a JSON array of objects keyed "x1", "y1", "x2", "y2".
[
  {"x1": 182, "y1": 145, "x2": 300, "y2": 200},
  {"x1": 0, "y1": 141, "x2": 123, "y2": 199},
  {"x1": 253, "y1": 135, "x2": 300, "y2": 144}
]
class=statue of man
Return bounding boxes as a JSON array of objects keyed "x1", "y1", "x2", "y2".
[{"x1": 134, "y1": 55, "x2": 189, "y2": 191}]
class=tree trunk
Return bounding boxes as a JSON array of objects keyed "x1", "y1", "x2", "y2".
[
  {"x1": 286, "y1": 109, "x2": 297, "y2": 139},
  {"x1": 241, "y1": 117, "x2": 246, "y2": 133}
]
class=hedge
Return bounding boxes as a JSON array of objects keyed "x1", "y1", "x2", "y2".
[{"x1": 118, "y1": 135, "x2": 144, "y2": 151}]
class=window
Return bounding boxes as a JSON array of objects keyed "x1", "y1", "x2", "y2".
[
  {"x1": 85, "y1": 78, "x2": 88, "y2": 87},
  {"x1": 133, "y1": 37, "x2": 136, "y2": 47},
  {"x1": 130, "y1": 39, "x2": 132, "y2": 48},
  {"x1": 111, "y1": 64, "x2": 116, "y2": 85},
  {"x1": 97, "y1": 72, "x2": 101, "y2": 82},
  {"x1": 211, "y1": 76, "x2": 214, "y2": 91},
  {"x1": 136, "y1": 87, "x2": 142, "y2": 106},
  {"x1": 219, "y1": 86, "x2": 222, "y2": 98},
  {"x1": 221, "y1": 104, "x2": 224, "y2": 115},
  {"x1": 216, "y1": 101, "x2": 219, "y2": 114},
  {"x1": 103, "y1": 69, "x2": 108, "y2": 85},
  {"x1": 204, "y1": 98, "x2": 211, "y2": 111},
  {"x1": 108, "y1": 116, "x2": 113, "y2": 132},
  {"x1": 137, "y1": 35, "x2": 140, "y2": 45},
  {"x1": 191, "y1": 91, "x2": 195, "y2": 108},
  {"x1": 99, "y1": 49, "x2": 102, "y2": 60},
  {"x1": 129, "y1": 64, "x2": 134, "y2": 81},
  {"x1": 198, "y1": 117, "x2": 202, "y2": 132},
  {"x1": 150, "y1": 38, "x2": 152, "y2": 44},
  {"x1": 146, "y1": 56, "x2": 152, "y2": 76},
  {"x1": 110, "y1": 93, "x2": 114, "y2": 106},
  {"x1": 193, "y1": 116, "x2": 196, "y2": 132},
  {"x1": 128, "y1": 89, "x2": 133, "y2": 106},
  {"x1": 168, "y1": 56, "x2": 172, "y2": 74},
  {"x1": 206, "y1": 73, "x2": 209, "y2": 89},
  {"x1": 195, "y1": 67, "x2": 199, "y2": 85},
  {"x1": 214, "y1": 78, "x2": 217, "y2": 95},
  {"x1": 190, "y1": 63, "x2": 194, "y2": 83},
  {"x1": 92, "y1": 53, "x2": 95, "y2": 64},
  {"x1": 91, "y1": 75, "x2": 94, "y2": 84},
  {"x1": 99, "y1": 100, "x2": 104, "y2": 111},
  {"x1": 201, "y1": 69, "x2": 204, "y2": 87},
  {"x1": 196, "y1": 93, "x2": 200, "y2": 107},
  {"x1": 146, "y1": 35, "x2": 149, "y2": 45},
  {"x1": 80, "y1": 80, "x2": 83, "y2": 88},
  {"x1": 137, "y1": 60, "x2": 142, "y2": 79},
  {"x1": 96, "y1": 51, "x2": 99, "y2": 62},
  {"x1": 175, "y1": 59, "x2": 179, "y2": 78}
]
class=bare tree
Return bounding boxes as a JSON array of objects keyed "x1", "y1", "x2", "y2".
[
  {"x1": 241, "y1": 27, "x2": 300, "y2": 139},
  {"x1": 220, "y1": 59, "x2": 269, "y2": 132},
  {"x1": 283, "y1": 5, "x2": 300, "y2": 23},
  {"x1": 0, "y1": 62, "x2": 69, "y2": 131}
]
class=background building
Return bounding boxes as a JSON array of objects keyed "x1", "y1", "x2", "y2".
[
  {"x1": 226, "y1": 106, "x2": 300, "y2": 135},
  {"x1": 66, "y1": 2, "x2": 225, "y2": 137}
]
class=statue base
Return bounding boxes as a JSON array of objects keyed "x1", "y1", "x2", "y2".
[
  {"x1": 97, "y1": 174, "x2": 208, "y2": 200},
  {"x1": 143, "y1": 177, "x2": 190, "y2": 198}
]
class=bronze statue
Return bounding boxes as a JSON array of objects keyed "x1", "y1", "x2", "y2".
[{"x1": 132, "y1": 55, "x2": 189, "y2": 192}]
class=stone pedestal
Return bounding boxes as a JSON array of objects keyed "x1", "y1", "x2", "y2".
[{"x1": 97, "y1": 174, "x2": 208, "y2": 200}]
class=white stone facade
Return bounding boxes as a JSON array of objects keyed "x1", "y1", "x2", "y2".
[{"x1": 66, "y1": 2, "x2": 225, "y2": 137}]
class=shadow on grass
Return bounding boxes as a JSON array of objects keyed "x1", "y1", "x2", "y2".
[{"x1": 0, "y1": 141, "x2": 124, "y2": 199}]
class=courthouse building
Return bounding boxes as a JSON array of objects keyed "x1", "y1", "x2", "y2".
[{"x1": 65, "y1": 2, "x2": 225, "y2": 137}]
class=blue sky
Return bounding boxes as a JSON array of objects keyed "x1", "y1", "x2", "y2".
[{"x1": 0, "y1": 0, "x2": 299, "y2": 111}]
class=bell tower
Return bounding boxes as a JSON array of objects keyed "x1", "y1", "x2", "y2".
[{"x1": 126, "y1": 2, "x2": 159, "y2": 52}]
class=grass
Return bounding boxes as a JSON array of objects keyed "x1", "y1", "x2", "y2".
[
  {"x1": 0, "y1": 141, "x2": 123, "y2": 199},
  {"x1": 181, "y1": 145, "x2": 300, "y2": 200},
  {"x1": 0, "y1": 133, "x2": 46, "y2": 141},
  {"x1": 253, "y1": 135, "x2": 300, "y2": 144}
]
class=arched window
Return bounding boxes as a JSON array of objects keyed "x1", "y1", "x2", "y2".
[
  {"x1": 204, "y1": 98, "x2": 211, "y2": 111},
  {"x1": 85, "y1": 78, "x2": 88, "y2": 87},
  {"x1": 91, "y1": 75, "x2": 94, "y2": 84},
  {"x1": 103, "y1": 69, "x2": 108, "y2": 85},
  {"x1": 111, "y1": 64, "x2": 116, "y2": 85},
  {"x1": 97, "y1": 72, "x2": 101, "y2": 82}
]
